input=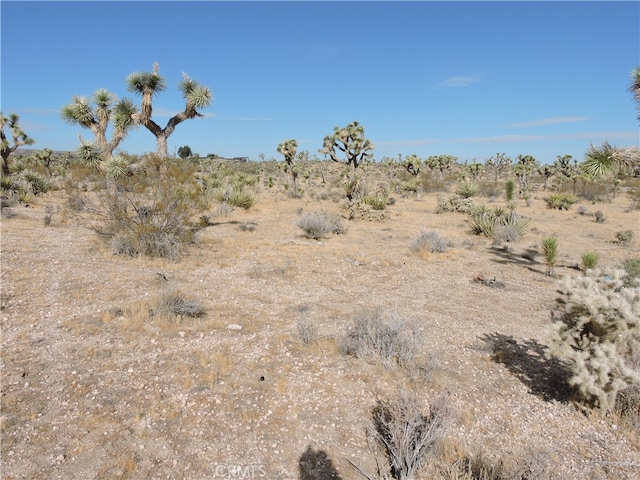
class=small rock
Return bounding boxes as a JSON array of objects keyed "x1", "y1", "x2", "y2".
[{"x1": 227, "y1": 324, "x2": 242, "y2": 330}]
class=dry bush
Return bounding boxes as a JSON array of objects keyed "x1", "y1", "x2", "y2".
[
  {"x1": 296, "y1": 210, "x2": 346, "y2": 239},
  {"x1": 338, "y1": 309, "x2": 434, "y2": 380},
  {"x1": 153, "y1": 289, "x2": 206, "y2": 318},
  {"x1": 369, "y1": 390, "x2": 446, "y2": 480},
  {"x1": 67, "y1": 172, "x2": 205, "y2": 261},
  {"x1": 412, "y1": 231, "x2": 452, "y2": 254}
]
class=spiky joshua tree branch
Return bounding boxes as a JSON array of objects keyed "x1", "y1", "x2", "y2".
[{"x1": 127, "y1": 62, "x2": 213, "y2": 160}]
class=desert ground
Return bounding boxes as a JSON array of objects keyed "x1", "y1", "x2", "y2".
[{"x1": 1, "y1": 160, "x2": 639, "y2": 479}]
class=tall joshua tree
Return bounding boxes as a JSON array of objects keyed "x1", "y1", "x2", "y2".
[
  {"x1": 319, "y1": 121, "x2": 374, "y2": 169},
  {"x1": 1, "y1": 112, "x2": 35, "y2": 177},
  {"x1": 277, "y1": 139, "x2": 298, "y2": 193},
  {"x1": 61, "y1": 88, "x2": 138, "y2": 162},
  {"x1": 127, "y1": 62, "x2": 213, "y2": 160}
]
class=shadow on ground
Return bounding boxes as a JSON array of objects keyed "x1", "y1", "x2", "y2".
[
  {"x1": 299, "y1": 446, "x2": 343, "y2": 480},
  {"x1": 479, "y1": 332, "x2": 575, "y2": 403}
]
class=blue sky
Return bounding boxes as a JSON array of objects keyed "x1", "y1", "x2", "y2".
[{"x1": 2, "y1": 1, "x2": 639, "y2": 164}]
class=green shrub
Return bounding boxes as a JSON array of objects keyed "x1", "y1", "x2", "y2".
[
  {"x1": 543, "y1": 192, "x2": 578, "y2": 210},
  {"x1": 213, "y1": 185, "x2": 257, "y2": 210},
  {"x1": 362, "y1": 192, "x2": 389, "y2": 210},
  {"x1": 581, "y1": 251, "x2": 599, "y2": 272},
  {"x1": 548, "y1": 269, "x2": 640, "y2": 412}
]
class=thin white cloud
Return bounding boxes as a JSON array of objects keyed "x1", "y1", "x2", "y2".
[
  {"x1": 509, "y1": 116, "x2": 590, "y2": 128},
  {"x1": 437, "y1": 74, "x2": 483, "y2": 88},
  {"x1": 376, "y1": 130, "x2": 638, "y2": 147}
]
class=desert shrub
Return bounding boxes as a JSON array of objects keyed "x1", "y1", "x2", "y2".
[
  {"x1": 622, "y1": 257, "x2": 640, "y2": 286},
  {"x1": 436, "y1": 194, "x2": 474, "y2": 214},
  {"x1": 411, "y1": 231, "x2": 451, "y2": 254},
  {"x1": 154, "y1": 290, "x2": 205, "y2": 318},
  {"x1": 581, "y1": 251, "x2": 599, "y2": 272},
  {"x1": 467, "y1": 207, "x2": 528, "y2": 242},
  {"x1": 339, "y1": 309, "x2": 426, "y2": 374},
  {"x1": 213, "y1": 185, "x2": 257, "y2": 210},
  {"x1": 543, "y1": 192, "x2": 578, "y2": 210},
  {"x1": 594, "y1": 210, "x2": 606, "y2": 223},
  {"x1": 542, "y1": 236, "x2": 558, "y2": 276},
  {"x1": 69, "y1": 175, "x2": 204, "y2": 261},
  {"x1": 296, "y1": 210, "x2": 345, "y2": 239},
  {"x1": 370, "y1": 390, "x2": 445, "y2": 480},
  {"x1": 577, "y1": 205, "x2": 589, "y2": 216},
  {"x1": 456, "y1": 181, "x2": 478, "y2": 199},
  {"x1": 547, "y1": 269, "x2": 640, "y2": 412},
  {"x1": 296, "y1": 305, "x2": 318, "y2": 345},
  {"x1": 615, "y1": 230, "x2": 634, "y2": 244},
  {"x1": 362, "y1": 191, "x2": 389, "y2": 210}
]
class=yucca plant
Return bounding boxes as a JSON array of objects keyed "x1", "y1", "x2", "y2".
[
  {"x1": 542, "y1": 236, "x2": 559, "y2": 276},
  {"x1": 581, "y1": 251, "x2": 600, "y2": 272}
]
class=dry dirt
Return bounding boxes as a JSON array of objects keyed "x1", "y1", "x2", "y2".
[{"x1": 1, "y1": 182, "x2": 639, "y2": 480}]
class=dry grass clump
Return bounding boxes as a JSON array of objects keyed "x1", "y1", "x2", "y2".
[
  {"x1": 296, "y1": 210, "x2": 346, "y2": 239},
  {"x1": 338, "y1": 309, "x2": 433, "y2": 379},
  {"x1": 153, "y1": 289, "x2": 206, "y2": 318}
]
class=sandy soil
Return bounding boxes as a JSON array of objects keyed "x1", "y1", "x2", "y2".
[{"x1": 1, "y1": 179, "x2": 639, "y2": 479}]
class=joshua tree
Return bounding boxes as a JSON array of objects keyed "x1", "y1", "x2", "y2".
[
  {"x1": 513, "y1": 154, "x2": 539, "y2": 196},
  {"x1": 630, "y1": 66, "x2": 640, "y2": 122},
  {"x1": 1, "y1": 112, "x2": 35, "y2": 177},
  {"x1": 402, "y1": 154, "x2": 422, "y2": 177},
  {"x1": 61, "y1": 88, "x2": 138, "y2": 161},
  {"x1": 277, "y1": 139, "x2": 298, "y2": 193},
  {"x1": 485, "y1": 152, "x2": 512, "y2": 185},
  {"x1": 425, "y1": 154, "x2": 456, "y2": 184},
  {"x1": 554, "y1": 154, "x2": 580, "y2": 194},
  {"x1": 127, "y1": 62, "x2": 213, "y2": 160},
  {"x1": 319, "y1": 121, "x2": 374, "y2": 170}
]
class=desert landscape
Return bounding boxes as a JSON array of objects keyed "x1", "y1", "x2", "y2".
[{"x1": 1, "y1": 155, "x2": 639, "y2": 480}]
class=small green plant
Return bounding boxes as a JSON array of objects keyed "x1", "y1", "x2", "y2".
[
  {"x1": 213, "y1": 185, "x2": 257, "y2": 210},
  {"x1": 542, "y1": 236, "x2": 558, "y2": 276},
  {"x1": 581, "y1": 251, "x2": 599, "y2": 272},
  {"x1": 296, "y1": 211, "x2": 345, "y2": 240},
  {"x1": 505, "y1": 179, "x2": 515, "y2": 201},
  {"x1": 362, "y1": 191, "x2": 389, "y2": 210},
  {"x1": 543, "y1": 192, "x2": 578, "y2": 210}
]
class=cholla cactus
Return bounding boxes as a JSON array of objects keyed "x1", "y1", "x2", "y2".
[
  {"x1": 319, "y1": 121, "x2": 374, "y2": 169},
  {"x1": 547, "y1": 269, "x2": 640, "y2": 412}
]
